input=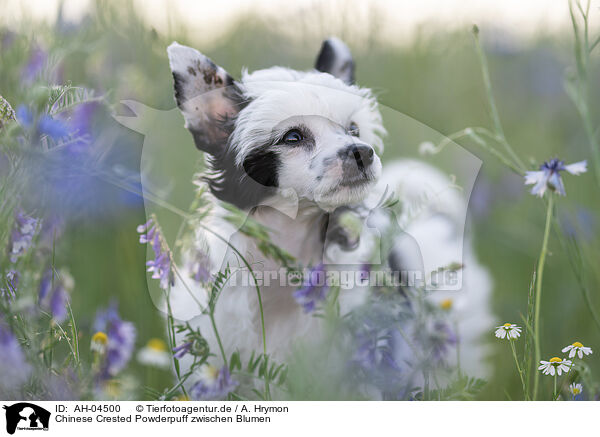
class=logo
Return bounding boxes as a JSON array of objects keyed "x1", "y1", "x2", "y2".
[{"x1": 2, "y1": 403, "x2": 50, "y2": 435}]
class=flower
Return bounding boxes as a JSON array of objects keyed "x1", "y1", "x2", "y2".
[
  {"x1": 22, "y1": 46, "x2": 48, "y2": 82},
  {"x1": 8, "y1": 209, "x2": 39, "y2": 263},
  {"x1": 353, "y1": 327, "x2": 399, "y2": 371},
  {"x1": 293, "y1": 264, "x2": 329, "y2": 313},
  {"x1": 524, "y1": 158, "x2": 587, "y2": 197},
  {"x1": 189, "y1": 248, "x2": 211, "y2": 283},
  {"x1": 17, "y1": 105, "x2": 69, "y2": 140},
  {"x1": 562, "y1": 341, "x2": 593, "y2": 359},
  {"x1": 0, "y1": 95, "x2": 16, "y2": 130},
  {"x1": 494, "y1": 323, "x2": 521, "y2": 339},
  {"x1": 1, "y1": 270, "x2": 19, "y2": 299},
  {"x1": 189, "y1": 364, "x2": 238, "y2": 400},
  {"x1": 94, "y1": 305, "x2": 137, "y2": 377},
  {"x1": 38, "y1": 268, "x2": 73, "y2": 323},
  {"x1": 172, "y1": 341, "x2": 192, "y2": 359},
  {"x1": 538, "y1": 357, "x2": 572, "y2": 376},
  {"x1": 137, "y1": 338, "x2": 171, "y2": 369},
  {"x1": 429, "y1": 321, "x2": 457, "y2": 362},
  {"x1": 569, "y1": 382, "x2": 583, "y2": 397},
  {"x1": 91, "y1": 331, "x2": 108, "y2": 355},
  {"x1": 440, "y1": 299, "x2": 453, "y2": 311},
  {"x1": 0, "y1": 320, "x2": 32, "y2": 392},
  {"x1": 137, "y1": 218, "x2": 174, "y2": 290}
]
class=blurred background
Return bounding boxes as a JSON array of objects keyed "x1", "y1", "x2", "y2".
[{"x1": 1, "y1": 0, "x2": 599, "y2": 400}]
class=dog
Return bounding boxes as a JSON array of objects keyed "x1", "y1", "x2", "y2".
[{"x1": 165, "y1": 37, "x2": 493, "y2": 396}]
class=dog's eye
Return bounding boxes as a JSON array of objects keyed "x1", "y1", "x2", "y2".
[
  {"x1": 348, "y1": 122, "x2": 360, "y2": 137},
  {"x1": 283, "y1": 129, "x2": 303, "y2": 144}
]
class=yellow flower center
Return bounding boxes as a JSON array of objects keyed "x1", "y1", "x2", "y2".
[
  {"x1": 572, "y1": 341, "x2": 583, "y2": 348},
  {"x1": 503, "y1": 323, "x2": 512, "y2": 329},
  {"x1": 147, "y1": 338, "x2": 167, "y2": 352},
  {"x1": 549, "y1": 357, "x2": 562, "y2": 364},
  {"x1": 92, "y1": 331, "x2": 108, "y2": 345},
  {"x1": 572, "y1": 388, "x2": 581, "y2": 395},
  {"x1": 440, "y1": 299, "x2": 453, "y2": 310}
]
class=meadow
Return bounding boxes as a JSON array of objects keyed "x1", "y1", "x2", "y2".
[{"x1": 0, "y1": 0, "x2": 599, "y2": 400}]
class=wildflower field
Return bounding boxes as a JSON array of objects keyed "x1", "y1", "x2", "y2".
[{"x1": 1, "y1": 0, "x2": 600, "y2": 401}]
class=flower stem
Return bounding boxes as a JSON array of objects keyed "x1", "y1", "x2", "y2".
[
  {"x1": 553, "y1": 374, "x2": 558, "y2": 400},
  {"x1": 472, "y1": 26, "x2": 526, "y2": 173},
  {"x1": 533, "y1": 194, "x2": 554, "y2": 400},
  {"x1": 509, "y1": 339, "x2": 528, "y2": 400},
  {"x1": 209, "y1": 310, "x2": 228, "y2": 368}
]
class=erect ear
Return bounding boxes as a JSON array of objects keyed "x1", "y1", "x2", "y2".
[
  {"x1": 167, "y1": 42, "x2": 243, "y2": 155},
  {"x1": 315, "y1": 37, "x2": 355, "y2": 85}
]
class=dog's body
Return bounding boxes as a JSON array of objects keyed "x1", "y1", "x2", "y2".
[{"x1": 166, "y1": 38, "x2": 493, "y2": 394}]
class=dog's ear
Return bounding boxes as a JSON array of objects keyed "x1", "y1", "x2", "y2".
[
  {"x1": 315, "y1": 37, "x2": 355, "y2": 85},
  {"x1": 167, "y1": 42, "x2": 243, "y2": 155}
]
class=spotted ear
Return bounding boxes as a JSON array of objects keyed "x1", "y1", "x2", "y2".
[
  {"x1": 167, "y1": 42, "x2": 243, "y2": 155},
  {"x1": 315, "y1": 37, "x2": 355, "y2": 85}
]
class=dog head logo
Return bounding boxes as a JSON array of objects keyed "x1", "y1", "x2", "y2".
[{"x1": 3, "y1": 403, "x2": 50, "y2": 435}]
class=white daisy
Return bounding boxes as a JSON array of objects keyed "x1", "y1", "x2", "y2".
[
  {"x1": 538, "y1": 357, "x2": 572, "y2": 376},
  {"x1": 137, "y1": 338, "x2": 171, "y2": 369},
  {"x1": 562, "y1": 341, "x2": 593, "y2": 359},
  {"x1": 494, "y1": 323, "x2": 522, "y2": 339},
  {"x1": 569, "y1": 383, "x2": 583, "y2": 396},
  {"x1": 90, "y1": 331, "x2": 108, "y2": 355}
]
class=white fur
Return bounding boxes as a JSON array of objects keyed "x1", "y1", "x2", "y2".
[{"x1": 167, "y1": 46, "x2": 493, "y2": 392}]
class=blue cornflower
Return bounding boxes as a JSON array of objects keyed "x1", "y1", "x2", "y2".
[
  {"x1": 8, "y1": 209, "x2": 39, "y2": 263},
  {"x1": 0, "y1": 320, "x2": 32, "y2": 392},
  {"x1": 293, "y1": 264, "x2": 329, "y2": 313},
  {"x1": 94, "y1": 304, "x2": 137, "y2": 377},
  {"x1": 17, "y1": 105, "x2": 70, "y2": 140},
  {"x1": 137, "y1": 218, "x2": 174, "y2": 290},
  {"x1": 189, "y1": 364, "x2": 238, "y2": 400},
  {"x1": 525, "y1": 158, "x2": 587, "y2": 197},
  {"x1": 38, "y1": 268, "x2": 73, "y2": 323}
]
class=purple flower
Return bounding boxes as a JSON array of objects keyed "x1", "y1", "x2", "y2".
[
  {"x1": 353, "y1": 327, "x2": 399, "y2": 371},
  {"x1": 189, "y1": 365, "x2": 238, "y2": 400},
  {"x1": 525, "y1": 159, "x2": 587, "y2": 197},
  {"x1": 137, "y1": 218, "x2": 174, "y2": 290},
  {"x1": 172, "y1": 341, "x2": 192, "y2": 359},
  {"x1": 0, "y1": 321, "x2": 32, "y2": 392},
  {"x1": 38, "y1": 269, "x2": 72, "y2": 323},
  {"x1": 17, "y1": 105, "x2": 70, "y2": 141},
  {"x1": 49, "y1": 285, "x2": 69, "y2": 322},
  {"x1": 22, "y1": 46, "x2": 48, "y2": 82},
  {"x1": 8, "y1": 208, "x2": 39, "y2": 263},
  {"x1": 94, "y1": 305, "x2": 137, "y2": 377},
  {"x1": 38, "y1": 115, "x2": 70, "y2": 139},
  {"x1": 1, "y1": 270, "x2": 20, "y2": 299},
  {"x1": 428, "y1": 321, "x2": 457, "y2": 364},
  {"x1": 293, "y1": 264, "x2": 329, "y2": 313},
  {"x1": 189, "y1": 249, "x2": 211, "y2": 283}
]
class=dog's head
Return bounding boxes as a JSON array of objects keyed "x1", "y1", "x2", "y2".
[{"x1": 167, "y1": 38, "x2": 385, "y2": 211}]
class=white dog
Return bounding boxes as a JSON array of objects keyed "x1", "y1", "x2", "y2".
[{"x1": 165, "y1": 38, "x2": 493, "y2": 396}]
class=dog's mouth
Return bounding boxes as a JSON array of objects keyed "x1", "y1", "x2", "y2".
[{"x1": 338, "y1": 171, "x2": 376, "y2": 188}]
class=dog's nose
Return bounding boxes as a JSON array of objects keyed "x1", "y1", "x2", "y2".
[{"x1": 339, "y1": 144, "x2": 374, "y2": 170}]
